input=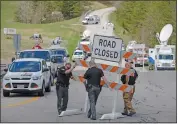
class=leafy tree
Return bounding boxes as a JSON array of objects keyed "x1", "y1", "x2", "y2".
[{"x1": 114, "y1": 1, "x2": 176, "y2": 47}]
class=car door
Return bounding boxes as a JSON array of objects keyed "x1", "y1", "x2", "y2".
[
  {"x1": 42, "y1": 60, "x2": 47, "y2": 87},
  {"x1": 44, "y1": 60, "x2": 50, "y2": 86},
  {"x1": 65, "y1": 50, "x2": 70, "y2": 62}
]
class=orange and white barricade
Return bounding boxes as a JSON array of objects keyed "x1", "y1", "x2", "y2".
[
  {"x1": 59, "y1": 43, "x2": 137, "y2": 119},
  {"x1": 72, "y1": 74, "x2": 134, "y2": 93},
  {"x1": 75, "y1": 59, "x2": 135, "y2": 76}
]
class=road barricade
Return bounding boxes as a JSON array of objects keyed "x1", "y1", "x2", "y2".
[{"x1": 58, "y1": 59, "x2": 135, "y2": 120}]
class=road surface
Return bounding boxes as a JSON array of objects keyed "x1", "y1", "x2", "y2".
[{"x1": 1, "y1": 7, "x2": 176, "y2": 123}]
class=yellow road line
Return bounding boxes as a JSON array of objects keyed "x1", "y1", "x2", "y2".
[{"x1": 1, "y1": 97, "x2": 40, "y2": 108}]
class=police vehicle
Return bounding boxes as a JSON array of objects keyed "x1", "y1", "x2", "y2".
[
  {"x1": 18, "y1": 49, "x2": 57, "y2": 86},
  {"x1": 2, "y1": 58, "x2": 51, "y2": 97}
]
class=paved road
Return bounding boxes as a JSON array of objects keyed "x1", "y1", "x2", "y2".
[
  {"x1": 1, "y1": 70, "x2": 176, "y2": 122},
  {"x1": 1, "y1": 8, "x2": 176, "y2": 123}
]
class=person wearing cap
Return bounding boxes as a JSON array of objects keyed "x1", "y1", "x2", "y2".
[
  {"x1": 121, "y1": 62, "x2": 137, "y2": 116},
  {"x1": 83, "y1": 59, "x2": 109, "y2": 120},
  {"x1": 55, "y1": 62, "x2": 76, "y2": 116}
]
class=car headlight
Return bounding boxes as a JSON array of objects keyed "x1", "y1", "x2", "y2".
[
  {"x1": 32, "y1": 76, "x2": 42, "y2": 80},
  {"x1": 4, "y1": 77, "x2": 10, "y2": 80}
]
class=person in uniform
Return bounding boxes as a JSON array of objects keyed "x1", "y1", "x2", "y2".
[
  {"x1": 129, "y1": 61, "x2": 138, "y2": 102},
  {"x1": 121, "y1": 62, "x2": 137, "y2": 116},
  {"x1": 55, "y1": 63, "x2": 76, "y2": 115},
  {"x1": 83, "y1": 59, "x2": 109, "y2": 120}
]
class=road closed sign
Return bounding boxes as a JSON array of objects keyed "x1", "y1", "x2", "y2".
[{"x1": 92, "y1": 35, "x2": 123, "y2": 62}]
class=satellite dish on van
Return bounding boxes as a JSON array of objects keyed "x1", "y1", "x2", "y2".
[{"x1": 159, "y1": 24, "x2": 173, "y2": 44}]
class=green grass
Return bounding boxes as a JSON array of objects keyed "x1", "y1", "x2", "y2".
[
  {"x1": 109, "y1": 12, "x2": 132, "y2": 45},
  {"x1": 1, "y1": 1, "x2": 107, "y2": 60}
]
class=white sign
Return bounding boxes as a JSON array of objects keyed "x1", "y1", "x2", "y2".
[
  {"x1": 92, "y1": 35, "x2": 123, "y2": 62},
  {"x1": 133, "y1": 44, "x2": 145, "y2": 54},
  {"x1": 4, "y1": 28, "x2": 16, "y2": 35}
]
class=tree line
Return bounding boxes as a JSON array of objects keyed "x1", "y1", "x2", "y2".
[
  {"x1": 114, "y1": 1, "x2": 176, "y2": 47},
  {"x1": 15, "y1": 1, "x2": 91, "y2": 24}
]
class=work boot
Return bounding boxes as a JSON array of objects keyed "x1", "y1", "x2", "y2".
[
  {"x1": 90, "y1": 117, "x2": 96, "y2": 120},
  {"x1": 87, "y1": 112, "x2": 91, "y2": 118},
  {"x1": 127, "y1": 111, "x2": 136, "y2": 116},
  {"x1": 121, "y1": 109, "x2": 128, "y2": 115}
]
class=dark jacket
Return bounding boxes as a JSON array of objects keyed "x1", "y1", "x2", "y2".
[
  {"x1": 56, "y1": 66, "x2": 72, "y2": 86},
  {"x1": 121, "y1": 68, "x2": 138, "y2": 85}
]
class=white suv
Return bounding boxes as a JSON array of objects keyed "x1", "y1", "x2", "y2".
[
  {"x1": 72, "y1": 50, "x2": 86, "y2": 62},
  {"x1": 2, "y1": 58, "x2": 51, "y2": 97}
]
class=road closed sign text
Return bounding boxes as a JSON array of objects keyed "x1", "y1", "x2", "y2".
[{"x1": 92, "y1": 35, "x2": 122, "y2": 62}]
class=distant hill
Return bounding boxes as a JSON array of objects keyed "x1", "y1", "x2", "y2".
[{"x1": 110, "y1": 1, "x2": 176, "y2": 47}]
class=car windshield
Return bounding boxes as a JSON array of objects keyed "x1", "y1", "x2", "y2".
[
  {"x1": 52, "y1": 56, "x2": 64, "y2": 63},
  {"x1": 159, "y1": 54, "x2": 173, "y2": 60},
  {"x1": 19, "y1": 51, "x2": 50, "y2": 62},
  {"x1": 9, "y1": 61, "x2": 41, "y2": 72},
  {"x1": 74, "y1": 52, "x2": 83, "y2": 55},
  {"x1": 52, "y1": 50, "x2": 66, "y2": 56}
]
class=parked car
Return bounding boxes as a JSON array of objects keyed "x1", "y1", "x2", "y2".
[
  {"x1": 51, "y1": 54, "x2": 65, "y2": 68},
  {"x1": 72, "y1": 50, "x2": 87, "y2": 62},
  {"x1": 48, "y1": 46, "x2": 70, "y2": 63},
  {"x1": 18, "y1": 49, "x2": 57, "y2": 86},
  {"x1": 2, "y1": 58, "x2": 51, "y2": 97}
]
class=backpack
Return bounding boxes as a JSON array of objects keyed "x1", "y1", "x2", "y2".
[{"x1": 120, "y1": 68, "x2": 138, "y2": 85}]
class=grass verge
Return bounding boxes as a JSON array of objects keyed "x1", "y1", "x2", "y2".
[
  {"x1": 109, "y1": 12, "x2": 132, "y2": 45},
  {"x1": 1, "y1": 1, "x2": 107, "y2": 60}
]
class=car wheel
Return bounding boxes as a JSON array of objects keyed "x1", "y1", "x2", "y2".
[
  {"x1": 51, "y1": 74, "x2": 54, "y2": 86},
  {"x1": 38, "y1": 82, "x2": 45, "y2": 96},
  {"x1": 45, "y1": 77, "x2": 51, "y2": 92},
  {"x1": 3, "y1": 90, "x2": 10, "y2": 97}
]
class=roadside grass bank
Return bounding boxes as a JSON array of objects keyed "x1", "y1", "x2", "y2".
[{"x1": 1, "y1": 1, "x2": 107, "y2": 60}]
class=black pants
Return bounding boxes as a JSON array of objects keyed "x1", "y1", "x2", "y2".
[
  {"x1": 56, "y1": 85, "x2": 69, "y2": 114},
  {"x1": 88, "y1": 85, "x2": 101, "y2": 119}
]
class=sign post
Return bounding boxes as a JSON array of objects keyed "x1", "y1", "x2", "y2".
[
  {"x1": 142, "y1": 47, "x2": 145, "y2": 72},
  {"x1": 91, "y1": 34, "x2": 124, "y2": 120},
  {"x1": 13, "y1": 34, "x2": 21, "y2": 58}
]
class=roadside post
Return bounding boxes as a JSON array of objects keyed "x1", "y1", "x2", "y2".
[{"x1": 13, "y1": 34, "x2": 21, "y2": 58}]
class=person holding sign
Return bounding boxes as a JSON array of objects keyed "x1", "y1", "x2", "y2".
[
  {"x1": 83, "y1": 59, "x2": 109, "y2": 120},
  {"x1": 121, "y1": 62, "x2": 137, "y2": 116}
]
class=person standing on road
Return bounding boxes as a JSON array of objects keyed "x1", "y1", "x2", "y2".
[
  {"x1": 83, "y1": 59, "x2": 109, "y2": 120},
  {"x1": 121, "y1": 62, "x2": 138, "y2": 116},
  {"x1": 55, "y1": 63, "x2": 76, "y2": 115},
  {"x1": 129, "y1": 61, "x2": 138, "y2": 101}
]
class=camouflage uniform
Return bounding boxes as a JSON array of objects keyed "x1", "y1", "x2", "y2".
[{"x1": 123, "y1": 76, "x2": 136, "y2": 115}]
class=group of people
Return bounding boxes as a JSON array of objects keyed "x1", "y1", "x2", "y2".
[{"x1": 55, "y1": 59, "x2": 138, "y2": 120}]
